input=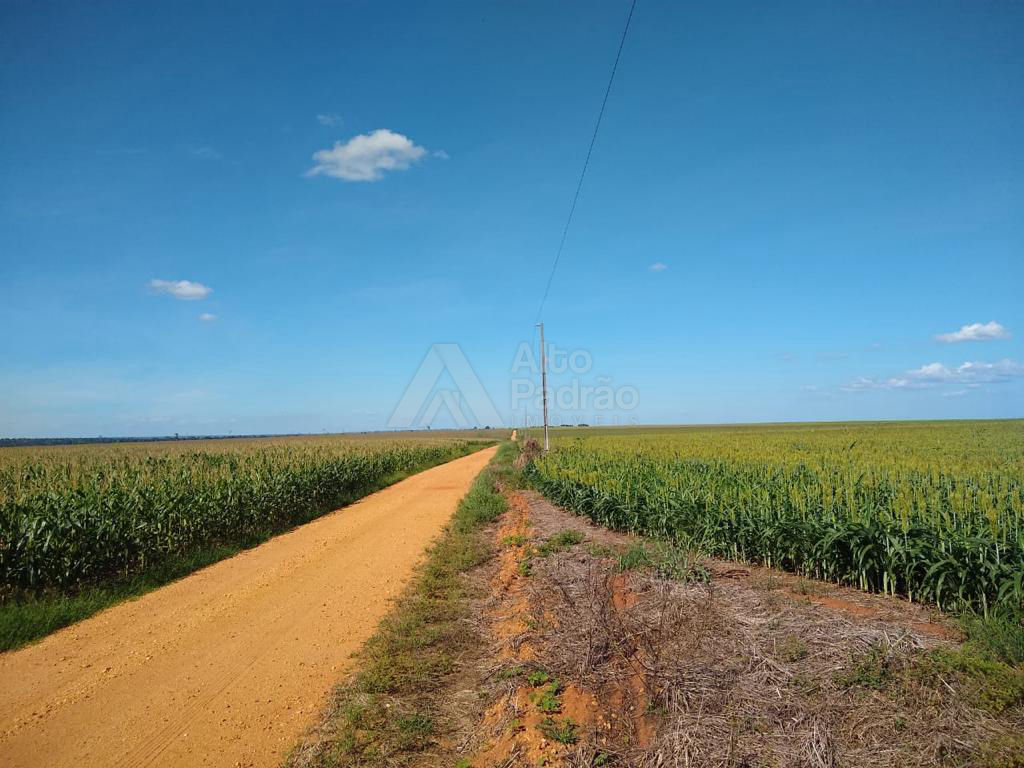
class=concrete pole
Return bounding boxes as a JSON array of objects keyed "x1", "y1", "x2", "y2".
[{"x1": 536, "y1": 322, "x2": 550, "y2": 452}]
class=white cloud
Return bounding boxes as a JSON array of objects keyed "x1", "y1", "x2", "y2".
[
  {"x1": 885, "y1": 377, "x2": 913, "y2": 389},
  {"x1": 907, "y1": 362, "x2": 954, "y2": 381},
  {"x1": 957, "y1": 359, "x2": 1024, "y2": 382},
  {"x1": 148, "y1": 279, "x2": 212, "y2": 300},
  {"x1": 935, "y1": 321, "x2": 1010, "y2": 343},
  {"x1": 432, "y1": 149, "x2": 450, "y2": 160},
  {"x1": 317, "y1": 113, "x2": 343, "y2": 127},
  {"x1": 305, "y1": 129, "x2": 428, "y2": 182},
  {"x1": 841, "y1": 374, "x2": 927, "y2": 392},
  {"x1": 198, "y1": 313, "x2": 217, "y2": 322},
  {"x1": 843, "y1": 358, "x2": 1023, "y2": 392},
  {"x1": 649, "y1": 262, "x2": 668, "y2": 272},
  {"x1": 842, "y1": 376, "x2": 879, "y2": 391}
]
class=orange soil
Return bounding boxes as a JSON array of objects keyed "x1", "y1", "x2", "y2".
[
  {"x1": 469, "y1": 493, "x2": 657, "y2": 765},
  {"x1": 491, "y1": 493, "x2": 536, "y2": 662},
  {"x1": 473, "y1": 493, "x2": 600, "y2": 764},
  {"x1": 0, "y1": 446, "x2": 498, "y2": 768},
  {"x1": 604, "y1": 573, "x2": 657, "y2": 747}
]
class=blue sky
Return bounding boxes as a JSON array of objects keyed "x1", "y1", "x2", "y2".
[{"x1": 1, "y1": 0, "x2": 1022, "y2": 437}]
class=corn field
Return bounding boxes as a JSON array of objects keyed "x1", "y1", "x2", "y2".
[
  {"x1": 527, "y1": 421, "x2": 1024, "y2": 614},
  {"x1": 0, "y1": 437, "x2": 483, "y2": 593}
]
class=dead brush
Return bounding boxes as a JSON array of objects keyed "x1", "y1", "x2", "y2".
[
  {"x1": 506, "y1": 510, "x2": 1022, "y2": 768},
  {"x1": 514, "y1": 438, "x2": 543, "y2": 469}
]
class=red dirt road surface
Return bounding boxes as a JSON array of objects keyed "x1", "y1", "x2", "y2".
[{"x1": 0, "y1": 445, "x2": 498, "y2": 768}]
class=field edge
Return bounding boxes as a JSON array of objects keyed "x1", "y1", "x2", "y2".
[{"x1": 0, "y1": 440, "x2": 497, "y2": 652}]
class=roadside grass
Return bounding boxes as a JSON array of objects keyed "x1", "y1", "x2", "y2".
[
  {"x1": 900, "y1": 613, "x2": 1024, "y2": 719},
  {"x1": 536, "y1": 529, "x2": 584, "y2": 556},
  {"x1": 615, "y1": 540, "x2": 710, "y2": 583},
  {"x1": 960, "y1": 609, "x2": 1024, "y2": 667},
  {"x1": 910, "y1": 645, "x2": 1024, "y2": 714},
  {"x1": 0, "y1": 447, "x2": 492, "y2": 653},
  {"x1": 828, "y1": 632, "x2": 1024, "y2": 762},
  {"x1": 830, "y1": 606, "x2": 1024, "y2": 716},
  {"x1": 288, "y1": 441, "x2": 518, "y2": 768},
  {"x1": 516, "y1": 528, "x2": 584, "y2": 578}
]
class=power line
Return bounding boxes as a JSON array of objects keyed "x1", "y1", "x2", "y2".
[{"x1": 535, "y1": 0, "x2": 638, "y2": 322}]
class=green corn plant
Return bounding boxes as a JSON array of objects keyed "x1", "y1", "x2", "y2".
[
  {"x1": 525, "y1": 420, "x2": 1023, "y2": 615},
  {"x1": 1, "y1": 437, "x2": 481, "y2": 594}
]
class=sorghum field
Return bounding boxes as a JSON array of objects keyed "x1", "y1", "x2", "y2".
[
  {"x1": 0, "y1": 434, "x2": 490, "y2": 595},
  {"x1": 528, "y1": 420, "x2": 1024, "y2": 615}
]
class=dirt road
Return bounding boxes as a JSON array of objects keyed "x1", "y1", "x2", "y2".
[{"x1": 0, "y1": 445, "x2": 498, "y2": 768}]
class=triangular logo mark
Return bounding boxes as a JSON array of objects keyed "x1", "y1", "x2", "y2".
[{"x1": 388, "y1": 344, "x2": 504, "y2": 429}]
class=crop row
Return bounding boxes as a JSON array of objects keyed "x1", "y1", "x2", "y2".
[
  {"x1": 1, "y1": 439, "x2": 481, "y2": 592},
  {"x1": 527, "y1": 422, "x2": 1024, "y2": 614}
]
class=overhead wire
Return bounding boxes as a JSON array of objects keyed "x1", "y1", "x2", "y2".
[{"x1": 535, "y1": 0, "x2": 638, "y2": 322}]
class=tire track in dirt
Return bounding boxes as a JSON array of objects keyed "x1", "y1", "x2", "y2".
[{"x1": 0, "y1": 445, "x2": 498, "y2": 768}]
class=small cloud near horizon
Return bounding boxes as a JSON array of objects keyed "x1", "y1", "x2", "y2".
[
  {"x1": 649, "y1": 262, "x2": 668, "y2": 272},
  {"x1": 842, "y1": 358, "x2": 1023, "y2": 392},
  {"x1": 148, "y1": 279, "x2": 212, "y2": 300},
  {"x1": 306, "y1": 129, "x2": 429, "y2": 182},
  {"x1": 198, "y1": 313, "x2": 217, "y2": 322},
  {"x1": 935, "y1": 321, "x2": 1010, "y2": 343}
]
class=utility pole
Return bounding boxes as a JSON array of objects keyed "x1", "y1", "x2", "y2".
[{"x1": 536, "y1": 322, "x2": 550, "y2": 452}]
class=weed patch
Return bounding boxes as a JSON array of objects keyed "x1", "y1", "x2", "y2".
[
  {"x1": 836, "y1": 642, "x2": 897, "y2": 690},
  {"x1": 537, "y1": 716, "x2": 579, "y2": 745},
  {"x1": 908, "y1": 646, "x2": 1024, "y2": 714},
  {"x1": 959, "y1": 609, "x2": 1024, "y2": 667},
  {"x1": 615, "y1": 541, "x2": 709, "y2": 582},
  {"x1": 531, "y1": 681, "x2": 563, "y2": 713},
  {"x1": 536, "y1": 529, "x2": 584, "y2": 556},
  {"x1": 776, "y1": 635, "x2": 809, "y2": 662},
  {"x1": 527, "y1": 669, "x2": 552, "y2": 687}
]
